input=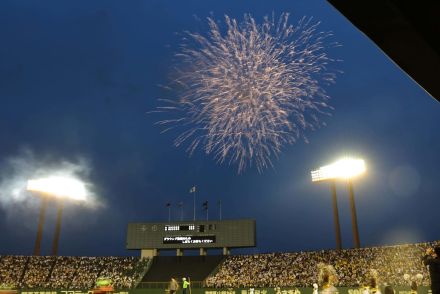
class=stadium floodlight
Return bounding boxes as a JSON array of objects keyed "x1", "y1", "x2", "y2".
[
  {"x1": 311, "y1": 157, "x2": 365, "y2": 249},
  {"x1": 311, "y1": 158, "x2": 366, "y2": 182},
  {"x1": 27, "y1": 176, "x2": 87, "y2": 256},
  {"x1": 27, "y1": 176, "x2": 87, "y2": 201}
]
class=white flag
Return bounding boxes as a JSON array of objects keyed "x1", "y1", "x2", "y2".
[{"x1": 189, "y1": 186, "x2": 196, "y2": 193}]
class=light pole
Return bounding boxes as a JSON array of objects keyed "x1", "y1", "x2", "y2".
[
  {"x1": 330, "y1": 181, "x2": 342, "y2": 250},
  {"x1": 311, "y1": 171, "x2": 342, "y2": 250},
  {"x1": 34, "y1": 196, "x2": 49, "y2": 256},
  {"x1": 27, "y1": 176, "x2": 87, "y2": 256},
  {"x1": 311, "y1": 157, "x2": 365, "y2": 249},
  {"x1": 348, "y1": 179, "x2": 361, "y2": 248},
  {"x1": 51, "y1": 201, "x2": 64, "y2": 256}
]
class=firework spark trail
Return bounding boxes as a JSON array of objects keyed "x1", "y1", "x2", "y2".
[{"x1": 155, "y1": 13, "x2": 339, "y2": 173}]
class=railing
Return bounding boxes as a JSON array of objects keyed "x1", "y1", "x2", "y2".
[{"x1": 136, "y1": 281, "x2": 204, "y2": 289}]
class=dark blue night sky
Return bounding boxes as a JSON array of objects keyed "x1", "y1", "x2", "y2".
[{"x1": 0, "y1": 0, "x2": 439, "y2": 257}]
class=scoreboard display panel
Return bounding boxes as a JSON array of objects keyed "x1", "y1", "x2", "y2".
[{"x1": 126, "y1": 219, "x2": 256, "y2": 249}]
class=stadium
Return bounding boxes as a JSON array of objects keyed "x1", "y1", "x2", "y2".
[
  {"x1": 0, "y1": 218, "x2": 438, "y2": 294},
  {"x1": 0, "y1": 1, "x2": 439, "y2": 294}
]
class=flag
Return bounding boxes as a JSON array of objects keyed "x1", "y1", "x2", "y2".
[
  {"x1": 189, "y1": 186, "x2": 196, "y2": 193},
  {"x1": 166, "y1": 203, "x2": 171, "y2": 207},
  {"x1": 202, "y1": 201, "x2": 208, "y2": 210}
]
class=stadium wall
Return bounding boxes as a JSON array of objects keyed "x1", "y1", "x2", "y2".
[{"x1": 17, "y1": 286, "x2": 432, "y2": 294}]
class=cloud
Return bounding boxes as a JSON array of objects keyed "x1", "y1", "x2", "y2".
[{"x1": 0, "y1": 148, "x2": 105, "y2": 229}]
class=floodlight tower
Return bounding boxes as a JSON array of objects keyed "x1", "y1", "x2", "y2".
[
  {"x1": 311, "y1": 158, "x2": 366, "y2": 249},
  {"x1": 33, "y1": 195, "x2": 49, "y2": 256},
  {"x1": 52, "y1": 201, "x2": 64, "y2": 256},
  {"x1": 311, "y1": 172, "x2": 342, "y2": 250},
  {"x1": 27, "y1": 177, "x2": 87, "y2": 255}
]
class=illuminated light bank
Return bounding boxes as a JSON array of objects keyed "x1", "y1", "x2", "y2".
[
  {"x1": 27, "y1": 176, "x2": 87, "y2": 201},
  {"x1": 311, "y1": 158, "x2": 366, "y2": 182}
]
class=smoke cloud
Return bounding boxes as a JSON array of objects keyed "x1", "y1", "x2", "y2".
[{"x1": 0, "y1": 149, "x2": 105, "y2": 230}]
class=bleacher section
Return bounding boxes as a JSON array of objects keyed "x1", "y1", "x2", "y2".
[
  {"x1": 138, "y1": 256, "x2": 225, "y2": 286},
  {"x1": 1, "y1": 241, "x2": 439, "y2": 289},
  {"x1": 206, "y1": 240, "x2": 440, "y2": 288},
  {"x1": 0, "y1": 256, "x2": 149, "y2": 289}
]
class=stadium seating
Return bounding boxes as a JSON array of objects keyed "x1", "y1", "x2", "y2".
[
  {"x1": 1, "y1": 240, "x2": 439, "y2": 289},
  {"x1": 205, "y1": 241, "x2": 440, "y2": 288},
  {"x1": 0, "y1": 255, "x2": 149, "y2": 289},
  {"x1": 138, "y1": 255, "x2": 225, "y2": 287}
]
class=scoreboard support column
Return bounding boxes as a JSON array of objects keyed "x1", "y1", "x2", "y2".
[
  {"x1": 141, "y1": 249, "x2": 158, "y2": 258},
  {"x1": 176, "y1": 248, "x2": 184, "y2": 256},
  {"x1": 222, "y1": 247, "x2": 230, "y2": 255},
  {"x1": 199, "y1": 248, "x2": 207, "y2": 256}
]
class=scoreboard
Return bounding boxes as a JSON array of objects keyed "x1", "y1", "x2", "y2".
[{"x1": 126, "y1": 219, "x2": 256, "y2": 249}]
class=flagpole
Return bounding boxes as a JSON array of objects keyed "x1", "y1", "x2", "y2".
[
  {"x1": 193, "y1": 188, "x2": 196, "y2": 221},
  {"x1": 201, "y1": 201, "x2": 208, "y2": 220},
  {"x1": 218, "y1": 200, "x2": 222, "y2": 220},
  {"x1": 190, "y1": 186, "x2": 196, "y2": 221}
]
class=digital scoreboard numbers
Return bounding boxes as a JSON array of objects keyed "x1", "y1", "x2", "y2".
[
  {"x1": 164, "y1": 224, "x2": 210, "y2": 232},
  {"x1": 164, "y1": 225, "x2": 196, "y2": 231},
  {"x1": 163, "y1": 235, "x2": 216, "y2": 244}
]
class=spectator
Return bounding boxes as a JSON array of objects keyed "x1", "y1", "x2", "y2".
[
  {"x1": 317, "y1": 263, "x2": 338, "y2": 294},
  {"x1": 423, "y1": 246, "x2": 440, "y2": 294}
]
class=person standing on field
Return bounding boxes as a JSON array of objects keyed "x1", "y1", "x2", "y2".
[
  {"x1": 169, "y1": 278, "x2": 179, "y2": 294},
  {"x1": 182, "y1": 277, "x2": 190, "y2": 294}
]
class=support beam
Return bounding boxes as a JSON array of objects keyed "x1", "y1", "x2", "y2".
[
  {"x1": 141, "y1": 249, "x2": 158, "y2": 258},
  {"x1": 348, "y1": 180, "x2": 361, "y2": 248},
  {"x1": 51, "y1": 201, "x2": 64, "y2": 256},
  {"x1": 330, "y1": 181, "x2": 342, "y2": 250},
  {"x1": 34, "y1": 196, "x2": 49, "y2": 256}
]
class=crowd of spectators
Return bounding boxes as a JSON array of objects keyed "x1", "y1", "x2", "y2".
[
  {"x1": 205, "y1": 241, "x2": 440, "y2": 288},
  {"x1": 0, "y1": 255, "x2": 150, "y2": 289},
  {"x1": 22, "y1": 256, "x2": 56, "y2": 288},
  {"x1": 1, "y1": 241, "x2": 438, "y2": 290},
  {"x1": 0, "y1": 256, "x2": 28, "y2": 287}
]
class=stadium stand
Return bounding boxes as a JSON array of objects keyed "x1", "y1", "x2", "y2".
[
  {"x1": 22, "y1": 256, "x2": 56, "y2": 288},
  {"x1": 205, "y1": 241, "x2": 440, "y2": 288},
  {"x1": 138, "y1": 256, "x2": 225, "y2": 288},
  {"x1": 0, "y1": 255, "x2": 28, "y2": 288},
  {"x1": 0, "y1": 241, "x2": 439, "y2": 289},
  {"x1": 0, "y1": 256, "x2": 149, "y2": 289}
]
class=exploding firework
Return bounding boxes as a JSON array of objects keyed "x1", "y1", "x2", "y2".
[{"x1": 155, "y1": 13, "x2": 339, "y2": 173}]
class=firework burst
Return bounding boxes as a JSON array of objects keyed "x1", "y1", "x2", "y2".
[{"x1": 155, "y1": 13, "x2": 339, "y2": 173}]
